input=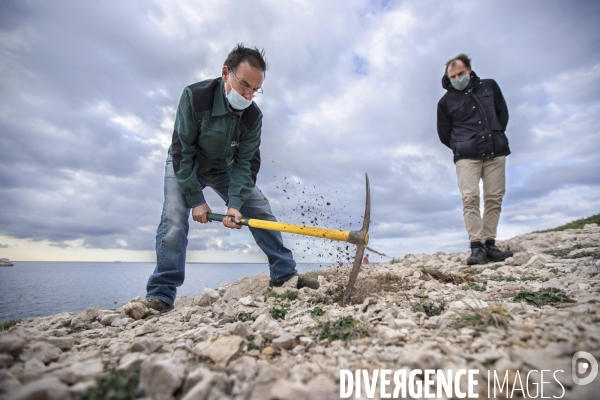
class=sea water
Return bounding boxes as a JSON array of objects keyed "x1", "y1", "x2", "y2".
[{"x1": 0, "y1": 261, "x2": 324, "y2": 321}]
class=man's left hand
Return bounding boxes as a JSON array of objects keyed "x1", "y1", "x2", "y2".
[{"x1": 223, "y1": 208, "x2": 243, "y2": 230}]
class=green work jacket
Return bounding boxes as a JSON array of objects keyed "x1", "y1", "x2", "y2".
[{"x1": 169, "y1": 77, "x2": 262, "y2": 209}]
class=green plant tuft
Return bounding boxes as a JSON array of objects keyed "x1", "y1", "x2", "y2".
[
  {"x1": 81, "y1": 371, "x2": 142, "y2": 400},
  {"x1": 318, "y1": 316, "x2": 363, "y2": 342},
  {"x1": 543, "y1": 244, "x2": 600, "y2": 260},
  {"x1": 236, "y1": 312, "x2": 255, "y2": 322},
  {"x1": 310, "y1": 307, "x2": 325, "y2": 317},
  {"x1": 468, "y1": 282, "x2": 487, "y2": 292},
  {"x1": 247, "y1": 341, "x2": 260, "y2": 351},
  {"x1": 484, "y1": 359, "x2": 496, "y2": 367},
  {"x1": 0, "y1": 319, "x2": 21, "y2": 331},
  {"x1": 269, "y1": 305, "x2": 289, "y2": 320},
  {"x1": 449, "y1": 307, "x2": 512, "y2": 331},
  {"x1": 513, "y1": 288, "x2": 574, "y2": 307},
  {"x1": 268, "y1": 290, "x2": 299, "y2": 301},
  {"x1": 411, "y1": 300, "x2": 446, "y2": 317}
]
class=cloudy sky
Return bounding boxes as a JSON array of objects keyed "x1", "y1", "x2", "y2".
[{"x1": 1, "y1": 0, "x2": 599, "y2": 263}]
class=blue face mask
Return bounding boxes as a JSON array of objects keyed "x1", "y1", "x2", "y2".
[
  {"x1": 451, "y1": 74, "x2": 470, "y2": 90},
  {"x1": 226, "y1": 76, "x2": 252, "y2": 110}
]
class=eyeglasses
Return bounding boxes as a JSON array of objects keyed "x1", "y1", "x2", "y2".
[{"x1": 230, "y1": 70, "x2": 263, "y2": 97}]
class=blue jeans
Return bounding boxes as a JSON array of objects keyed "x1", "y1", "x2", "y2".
[{"x1": 146, "y1": 154, "x2": 298, "y2": 304}]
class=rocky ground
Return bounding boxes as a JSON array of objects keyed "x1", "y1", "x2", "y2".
[{"x1": 1, "y1": 224, "x2": 599, "y2": 400}]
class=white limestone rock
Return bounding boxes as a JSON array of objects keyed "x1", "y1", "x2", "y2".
[
  {"x1": 122, "y1": 298, "x2": 149, "y2": 321},
  {"x1": 195, "y1": 335, "x2": 245, "y2": 366},
  {"x1": 222, "y1": 272, "x2": 271, "y2": 302},
  {"x1": 139, "y1": 354, "x2": 186, "y2": 399},
  {"x1": 23, "y1": 341, "x2": 61, "y2": 364},
  {"x1": 225, "y1": 321, "x2": 254, "y2": 339},
  {"x1": 271, "y1": 333, "x2": 296, "y2": 350},
  {"x1": 131, "y1": 337, "x2": 161, "y2": 354},
  {"x1": 117, "y1": 352, "x2": 147, "y2": 372},
  {"x1": 196, "y1": 287, "x2": 220, "y2": 306},
  {"x1": 0, "y1": 334, "x2": 26, "y2": 356},
  {"x1": 6, "y1": 377, "x2": 71, "y2": 400}
]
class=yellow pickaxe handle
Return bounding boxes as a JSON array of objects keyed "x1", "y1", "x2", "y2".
[{"x1": 206, "y1": 213, "x2": 367, "y2": 244}]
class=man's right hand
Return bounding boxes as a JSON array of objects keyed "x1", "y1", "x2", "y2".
[{"x1": 192, "y1": 203, "x2": 212, "y2": 223}]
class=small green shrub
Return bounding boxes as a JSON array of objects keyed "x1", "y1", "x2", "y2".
[{"x1": 468, "y1": 282, "x2": 486, "y2": 292}]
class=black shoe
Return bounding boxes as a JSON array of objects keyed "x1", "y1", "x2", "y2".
[
  {"x1": 467, "y1": 243, "x2": 488, "y2": 265},
  {"x1": 485, "y1": 240, "x2": 513, "y2": 262},
  {"x1": 145, "y1": 298, "x2": 174, "y2": 314},
  {"x1": 298, "y1": 276, "x2": 319, "y2": 290},
  {"x1": 269, "y1": 280, "x2": 284, "y2": 287}
]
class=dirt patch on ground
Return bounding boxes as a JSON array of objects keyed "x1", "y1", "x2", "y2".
[
  {"x1": 341, "y1": 273, "x2": 414, "y2": 305},
  {"x1": 322, "y1": 268, "x2": 476, "y2": 305},
  {"x1": 420, "y1": 268, "x2": 474, "y2": 284}
]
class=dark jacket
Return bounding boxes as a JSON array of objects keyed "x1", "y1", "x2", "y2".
[
  {"x1": 437, "y1": 71, "x2": 510, "y2": 163},
  {"x1": 169, "y1": 77, "x2": 262, "y2": 209}
]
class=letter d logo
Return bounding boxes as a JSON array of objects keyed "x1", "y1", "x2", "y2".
[{"x1": 572, "y1": 351, "x2": 598, "y2": 385}]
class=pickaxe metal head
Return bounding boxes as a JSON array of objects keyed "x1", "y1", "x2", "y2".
[{"x1": 342, "y1": 173, "x2": 370, "y2": 304}]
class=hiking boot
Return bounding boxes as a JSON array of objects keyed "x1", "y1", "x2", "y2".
[
  {"x1": 485, "y1": 240, "x2": 513, "y2": 262},
  {"x1": 467, "y1": 242, "x2": 488, "y2": 265},
  {"x1": 145, "y1": 298, "x2": 174, "y2": 314},
  {"x1": 298, "y1": 276, "x2": 320, "y2": 290}
]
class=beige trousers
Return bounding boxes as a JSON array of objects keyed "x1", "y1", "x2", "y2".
[{"x1": 455, "y1": 156, "x2": 506, "y2": 243}]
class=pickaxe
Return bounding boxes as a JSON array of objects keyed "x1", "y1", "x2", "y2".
[{"x1": 206, "y1": 174, "x2": 371, "y2": 304}]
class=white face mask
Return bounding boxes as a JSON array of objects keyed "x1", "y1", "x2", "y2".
[
  {"x1": 226, "y1": 75, "x2": 252, "y2": 110},
  {"x1": 451, "y1": 74, "x2": 470, "y2": 90}
]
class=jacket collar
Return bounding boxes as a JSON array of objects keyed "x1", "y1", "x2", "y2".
[
  {"x1": 211, "y1": 78, "x2": 230, "y2": 116},
  {"x1": 441, "y1": 70, "x2": 480, "y2": 91}
]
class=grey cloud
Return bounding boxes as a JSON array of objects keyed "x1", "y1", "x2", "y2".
[{"x1": 1, "y1": 0, "x2": 599, "y2": 261}]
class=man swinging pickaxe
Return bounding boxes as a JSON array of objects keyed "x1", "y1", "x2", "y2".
[{"x1": 208, "y1": 174, "x2": 371, "y2": 304}]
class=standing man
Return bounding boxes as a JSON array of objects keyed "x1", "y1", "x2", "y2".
[
  {"x1": 437, "y1": 54, "x2": 514, "y2": 265},
  {"x1": 146, "y1": 44, "x2": 318, "y2": 313}
]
